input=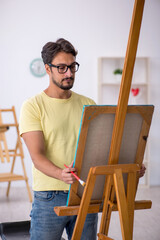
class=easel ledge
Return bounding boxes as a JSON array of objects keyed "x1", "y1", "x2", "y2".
[
  {"x1": 54, "y1": 200, "x2": 152, "y2": 217},
  {"x1": 54, "y1": 163, "x2": 152, "y2": 217}
]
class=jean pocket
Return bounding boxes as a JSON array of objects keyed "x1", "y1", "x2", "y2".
[{"x1": 34, "y1": 191, "x2": 55, "y2": 202}]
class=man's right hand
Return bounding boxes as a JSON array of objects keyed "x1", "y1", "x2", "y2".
[{"x1": 61, "y1": 161, "x2": 77, "y2": 184}]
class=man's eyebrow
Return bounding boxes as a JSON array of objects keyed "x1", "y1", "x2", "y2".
[{"x1": 56, "y1": 62, "x2": 76, "y2": 66}]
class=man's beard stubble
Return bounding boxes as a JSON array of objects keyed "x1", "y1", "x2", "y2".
[{"x1": 52, "y1": 76, "x2": 74, "y2": 90}]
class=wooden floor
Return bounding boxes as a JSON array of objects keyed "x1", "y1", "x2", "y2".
[{"x1": 0, "y1": 186, "x2": 160, "y2": 240}]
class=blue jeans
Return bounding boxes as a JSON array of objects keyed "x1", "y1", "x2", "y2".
[{"x1": 30, "y1": 191, "x2": 98, "y2": 240}]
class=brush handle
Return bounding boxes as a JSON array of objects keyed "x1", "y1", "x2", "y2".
[{"x1": 64, "y1": 164, "x2": 80, "y2": 181}]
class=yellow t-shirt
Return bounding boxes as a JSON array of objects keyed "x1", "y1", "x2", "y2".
[{"x1": 19, "y1": 91, "x2": 95, "y2": 191}]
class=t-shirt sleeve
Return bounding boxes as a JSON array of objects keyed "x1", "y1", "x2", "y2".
[
  {"x1": 19, "y1": 99, "x2": 42, "y2": 136},
  {"x1": 90, "y1": 99, "x2": 96, "y2": 105},
  {"x1": 86, "y1": 97, "x2": 96, "y2": 106}
]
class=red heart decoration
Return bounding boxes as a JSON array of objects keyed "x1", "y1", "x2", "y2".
[{"x1": 131, "y1": 88, "x2": 139, "y2": 96}]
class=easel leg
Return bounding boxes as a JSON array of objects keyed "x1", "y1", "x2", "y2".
[
  {"x1": 6, "y1": 140, "x2": 32, "y2": 202},
  {"x1": 113, "y1": 169, "x2": 132, "y2": 240},
  {"x1": 103, "y1": 184, "x2": 116, "y2": 236},
  {"x1": 99, "y1": 176, "x2": 114, "y2": 237},
  {"x1": 71, "y1": 169, "x2": 96, "y2": 240},
  {"x1": 6, "y1": 140, "x2": 19, "y2": 197},
  {"x1": 97, "y1": 233, "x2": 114, "y2": 240},
  {"x1": 0, "y1": 142, "x2": 5, "y2": 162},
  {"x1": 127, "y1": 172, "x2": 137, "y2": 238}
]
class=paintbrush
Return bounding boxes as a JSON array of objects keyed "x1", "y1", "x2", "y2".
[{"x1": 64, "y1": 164, "x2": 86, "y2": 187}]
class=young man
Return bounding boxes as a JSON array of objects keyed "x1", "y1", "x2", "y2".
[
  {"x1": 20, "y1": 38, "x2": 146, "y2": 240},
  {"x1": 19, "y1": 38, "x2": 98, "y2": 240}
]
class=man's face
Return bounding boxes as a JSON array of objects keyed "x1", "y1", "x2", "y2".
[{"x1": 49, "y1": 52, "x2": 76, "y2": 90}]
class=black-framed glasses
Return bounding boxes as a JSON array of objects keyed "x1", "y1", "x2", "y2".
[{"x1": 48, "y1": 62, "x2": 80, "y2": 74}]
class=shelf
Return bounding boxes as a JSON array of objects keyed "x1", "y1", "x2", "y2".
[
  {"x1": 101, "y1": 82, "x2": 148, "y2": 86},
  {"x1": 99, "y1": 57, "x2": 149, "y2": 85},
  {"x1": 98, "y1": 56, "x2": 150, "y2": 187}
]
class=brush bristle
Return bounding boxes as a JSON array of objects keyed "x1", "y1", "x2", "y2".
[{"x1": 79, "y1": 179, "x2": 86, "y2": 187}]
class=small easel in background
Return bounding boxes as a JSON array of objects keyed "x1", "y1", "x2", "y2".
[{"x1": 0, "y1": 106, "x2": 32, "y2": 202}]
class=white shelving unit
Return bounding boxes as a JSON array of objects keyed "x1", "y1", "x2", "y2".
[{"x1": 98, "y1": 57, "x2": 150, "y2": 187}]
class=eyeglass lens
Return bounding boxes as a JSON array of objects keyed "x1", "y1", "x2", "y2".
[{"x1": 58, "y1": 63, "x2": 79, "y2": 73}]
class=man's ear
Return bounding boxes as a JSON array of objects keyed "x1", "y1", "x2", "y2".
[{"x1": 45, "y1": 64, "x2": 51, "y2": 75}]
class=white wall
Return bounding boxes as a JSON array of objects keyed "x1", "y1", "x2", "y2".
[{"x1": 0, "y1": 0, "x2": 160, "y2": 187}]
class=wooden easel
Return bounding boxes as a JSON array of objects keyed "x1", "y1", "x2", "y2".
[
  {"x1": 54, "y1": 0, "x2": 154, "y2": 239},
  {"x1": 54, "y1": 105, "x2": 153, "y2": 240},
  {"x1": 0, "y1": 106, "x2": 32, "y2": 202}
]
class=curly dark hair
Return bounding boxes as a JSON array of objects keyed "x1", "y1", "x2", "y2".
[{"x1": 41, "y1": 38, "x2": 78, "y2": 64}]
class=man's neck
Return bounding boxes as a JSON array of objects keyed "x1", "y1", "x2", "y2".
[{"x1": 44, "y1": 87, "x2": 72, "y2": 99}]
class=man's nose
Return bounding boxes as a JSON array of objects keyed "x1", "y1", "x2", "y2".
[{"x1": 65, "y1": 67, "x2": 73, "y2": 76}]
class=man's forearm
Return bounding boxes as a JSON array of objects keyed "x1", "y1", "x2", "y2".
[{"x1": 31, "y1": 153, "x2": 63, "y2": 180}]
